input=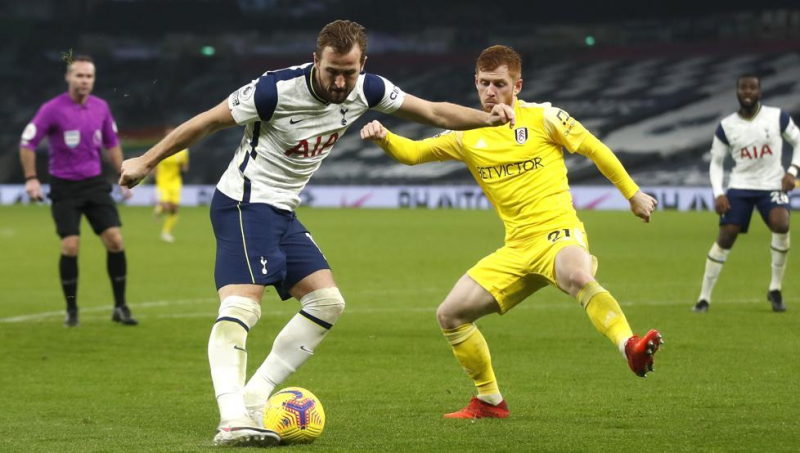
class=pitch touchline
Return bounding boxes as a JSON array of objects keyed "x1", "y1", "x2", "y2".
[
  {"x1": 0, "y1": 287, "x2": 450, "y2": 323},
  {"x1": 0, "y1": 298, "x2": 215, "y2": 323},
  {"x1": 0, "y1": 296, "x2": 772, "y2": 323}
]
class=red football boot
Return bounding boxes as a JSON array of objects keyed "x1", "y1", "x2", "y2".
[
  {"x1": 625, "y1": 329, "x2": 664, "y2": 377},
  {"x1": 444, "y1": 397, "x2": 509, "y2": 419}
]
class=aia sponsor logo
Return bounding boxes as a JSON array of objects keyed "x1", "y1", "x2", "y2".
[
  {"x1": 284, "y1": 133, "x2": 339, "y2": 158},
  {"x1": 740, "y1": 144, "x2": 772, "y2": 159}
]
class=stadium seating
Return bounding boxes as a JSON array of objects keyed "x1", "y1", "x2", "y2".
[{"x1": 2, "y1": 34, "x2": 799, "y2": 186}]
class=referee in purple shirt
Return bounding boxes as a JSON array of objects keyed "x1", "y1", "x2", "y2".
[{"x1": 19, "y1": 55, "x2": 137, "y2": 327}]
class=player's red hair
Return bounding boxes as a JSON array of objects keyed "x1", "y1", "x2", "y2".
[
  {"x1": 476, "y1": 45, "x2": 522, "y2": 80},
  {"x1": 317, "y1": 20, "x2": 368, "y2": 63}
]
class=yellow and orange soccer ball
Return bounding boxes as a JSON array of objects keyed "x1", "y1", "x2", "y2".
[{"x1": 263, "y1": 387, "x2": 325, "y2": 445}]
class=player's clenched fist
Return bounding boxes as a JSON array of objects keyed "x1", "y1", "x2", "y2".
[
  {"x1": 629, "y1": 190, "x2": 658, "y2": 223},
  {"x1": 119, "y1": 156, "x2": 151, "y2": 189},
  {"x1": 360, "y1": 120, "x2": 388, "y2": 142},
  {"x1": 488, "y1": 103, "x2": 516, "y2": 128}
]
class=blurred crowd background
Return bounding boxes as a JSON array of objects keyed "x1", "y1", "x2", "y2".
[{"x1": 2, "y1": 0, "x2": 800, "y2": 187}]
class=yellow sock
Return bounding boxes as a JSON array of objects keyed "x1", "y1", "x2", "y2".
[
  {"x1": 578, "y1": 282, "x2": 633, "y2": 350},
  {"x1": 163, "y1": 213, "x2": 178, "y2": 234},
  {"x1": 442, "y1": 323, "x2": 499, "y2": 399}
]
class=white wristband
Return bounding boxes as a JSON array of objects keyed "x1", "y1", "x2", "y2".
[{"x1": 789, "y1": 166, "x2": 799, "y2": 177}]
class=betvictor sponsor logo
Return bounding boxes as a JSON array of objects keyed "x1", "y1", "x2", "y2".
[{"x1": 476, "y1": 158, "x2": 544, "y2": 180}]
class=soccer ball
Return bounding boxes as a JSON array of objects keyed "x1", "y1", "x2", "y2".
[{"x1": 263, "y1": 387, "x2": 325, "y2": 444}]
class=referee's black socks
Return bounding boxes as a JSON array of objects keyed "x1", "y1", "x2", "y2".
[
  {"x1": 59, "y1": 254, "x2": 78, "y2": 311},
  {"x1": 107, "y1": 251, "x2": 127, "y2": 307}
]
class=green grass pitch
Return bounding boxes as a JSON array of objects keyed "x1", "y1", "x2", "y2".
[{"x1": 0, "y1": 205, "x2": 798, "y2": 452}]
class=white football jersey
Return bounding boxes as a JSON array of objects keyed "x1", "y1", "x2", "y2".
[
  {"x1": 710, "y1": 105, "x2": 800, "y2": 195},
  {"x1": 217, "y1": 63, "x2": 406, "y2": 210}
]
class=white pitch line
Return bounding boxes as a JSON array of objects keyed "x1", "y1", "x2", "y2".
[
  {"x1": 0, "y1": 298, "x2": 215, "y2": 323},
  {"x1": 0, "y1": 296, "x2": 769, "y2": 324},
  {"x1": 0, "y1": 287, "x2": 450, "y2": 324}
]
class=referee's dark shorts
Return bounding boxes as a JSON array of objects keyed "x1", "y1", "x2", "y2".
[{"x1": 48, "y1": 175, "x2": 122, "y2": 238}]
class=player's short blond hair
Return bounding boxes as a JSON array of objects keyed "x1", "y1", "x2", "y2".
[
  {"x1": 317, "y1": 20, "x2": 367, "y2": 63},
  {"x1": 476, "y1": 45, "x2": 522, "y2": 80}
]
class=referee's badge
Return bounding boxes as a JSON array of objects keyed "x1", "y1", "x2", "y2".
[
  {"x1": 64, "y1": 130, "x2": 81, "y2": 148},
  {"x1": 515, "y1": 127, "x2": 528, "y2": 144}
]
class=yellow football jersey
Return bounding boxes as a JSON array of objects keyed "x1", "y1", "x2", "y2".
[
  {"x1": 390, "y1": 101, "x2": 595, "y2": 239},
  {"x1": 155, "y1": 149, "x2": 189, "y2": 186}
]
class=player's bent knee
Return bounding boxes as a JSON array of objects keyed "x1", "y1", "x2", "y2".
[
  {"x1": 61, "y1": 236, "x2": 80, "y2": 256},
  {"x1": 217, "y1": 295, "x2": 262, "y2": 330},
  {"x1": 435, "y1": 303, "x2": 467, "y2": 329},
  {"x1": 569, "y1": 268, "x2": 594, "y2": 289},
  {"x1": 435, "y1": 305, "x2": 453, "y2": 329},
  {"x1": 299, "y1": 287, "x2": 345, "y2": 329},
  {"x1": 101, "y1": 229, "x2": 125, "y2": 252},
  {"x1": 560, "y1": 268, "x2": 594, "y2": 297}
]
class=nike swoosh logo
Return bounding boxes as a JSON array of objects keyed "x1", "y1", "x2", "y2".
[
  {"x1": 289, "y1": 118, "x2": 305, "y2": 124},
  {"x1": 299, "y1": 345, "x2": 314, "y2": 354},
  {"x1": 233, "y1": 345, "x2": 247, "y2": 352}
]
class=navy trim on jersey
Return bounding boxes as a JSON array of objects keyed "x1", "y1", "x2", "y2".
[
  {"x1": 242, "y1": 176, "x2": 252, "y2": 203},
  {"x1": 304, "y1": 65, "x2": 329, "y2": 105},
  {"x1": 249, "y1": 122, "x2": 260, "y2": 159},
  {"x1": 238, "y1": 121, "x2": 260, "y2": 203},
  {"x1": 363, "y1": 74, "x2": 386, "y2": 109},
  {"x1": 780, "y1": 110, "x2": 790, "y2": 132},
  {"x1": 237, "y1": 122, "x2": 260, "y2": 172},
  {"x1": 254, "y1": 67, "x2": 306, "y2": 121},
  {"x1": 715, "y1": 123, "x2": 729, "y2": 146},
  {"x1": 238, "y1": 155, "x2": 249, "y2": 173}
]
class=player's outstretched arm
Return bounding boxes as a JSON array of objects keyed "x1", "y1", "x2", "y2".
[
  {"x1": 360, "y1": 120, "x2": 461, "y2": 165},
  {"x1": 120, "y1": 100, "x2": 235, "y2": 188},
  {"x1": 392, "y1": 94, "x2": 515, "y2": 130},
  {"x1": 360, "y1": 120, "x2": 425, "y2": 165},
  {"x1": 574, "y1": 134, "x2": 657, "y2": 221}
]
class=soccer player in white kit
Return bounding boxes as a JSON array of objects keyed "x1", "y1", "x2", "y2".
[
  {"x1": 694, "y1": 74, "x2": 800, "y2": 313},
  {"x1": 119, "y1": 20, "x2": 515, "y2": 446}
]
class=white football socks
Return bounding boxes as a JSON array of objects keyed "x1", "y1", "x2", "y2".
[
  {"x1": 770, "y1": 233, "x2": 790, "y2": 291},
  {"x1": 209, "y1": 296, "x2": 261, "y2": 424},
  {"x1": 699, "y1": 242, "x2": 730, "y2": 303},
  {"x1": 244, "y1": 288, "x2": 345, "y2": 411}
]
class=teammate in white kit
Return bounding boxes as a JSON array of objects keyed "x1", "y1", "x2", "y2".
[
  {"x1": 693, "y1": 74, "x2": 800, "y2": 313},
  {"x1": 119, "y1": 20, "x2": 514, "y2": 447}
]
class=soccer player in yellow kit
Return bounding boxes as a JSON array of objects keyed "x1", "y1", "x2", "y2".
[
  {"x1": 154, "y1": 139, "x2": 189, "y2": 243},
  {"x1": 361, "y1": 45, "x2": 663, "y2": 419}
]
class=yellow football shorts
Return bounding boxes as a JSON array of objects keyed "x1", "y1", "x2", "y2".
[
  {"x1": 156, "y1": 183, "x2": 182, "y2": 205},
  {"x1": 467, "y1": 223, "x2": 596, "y2": 314}
]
